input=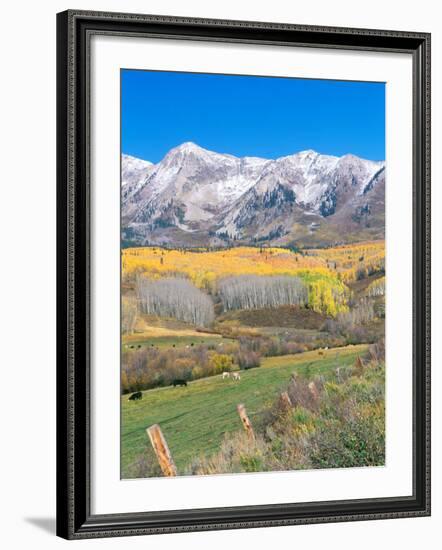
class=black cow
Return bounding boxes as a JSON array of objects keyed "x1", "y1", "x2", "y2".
[
  {"x1": 128, "y1": 391, "x2": 142, "y2": 401},
  {"x1": 172, "y1": 379, "x2": 187, "y2": 387}
]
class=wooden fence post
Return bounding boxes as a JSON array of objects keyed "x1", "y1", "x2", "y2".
[
  {"x1": 237, "y1": 403, "x2": 255, "y2": 440},
  {"x1": 308, "y1": 381, "x2": 319, "y2": 401},
  {"x1": 146, "y1": 424, "x2": 177, "y2": 477},
  {"x1": 335, "y1": 366, "x2": 342, "y2": 382},
  {"x1": 279, "y1": 391, "x2": 292, "y2": 409},
  {"x1": 354, "y1": 355, "x2": 364, "y2": 375}
]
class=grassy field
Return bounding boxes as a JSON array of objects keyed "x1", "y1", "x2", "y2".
[
  {"x1": 123, "y1": 334, "x2": 233, "y2": 350},
  {"x1": 122, "y1": 314, "x2": 237, "y2": 349},
  {"x1": 121, "y1": 343, "x2": 368, "y2": 477}
]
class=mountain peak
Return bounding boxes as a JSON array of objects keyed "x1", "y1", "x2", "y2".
[
  {"x1": 162, "y1": 142, "x2": 220, "y2": 164},
  {"x1": 173, "y1": 141, "x2": 206, "y2": 154},
  {"x1": 338, "y1": 153, "x2": 385, "y2": 168},
  {"x1": 340, "y1": 153, "x2": 360, "y2": 161},
  {"x1": 297, "y1": 149, "x2": 318, "y2": 157},
  {"x1": 122, "y1": 153, "x2": 153, "y2": 165},
  {"x1": 122, "y1": 144, "x2": 385, "y2": 247}
]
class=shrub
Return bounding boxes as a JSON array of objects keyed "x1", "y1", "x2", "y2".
[
  {"x1": 237, "y1": 351, "x2": 261, "y2": 370},
  {"x1": 310, "y1": 401, "x2": 385, "y2": 468},
  {"x1": 210, "y1": 353, "x2": 234, "y2": 374},
  {"x1": 173, "y1": 357, "x2": 194, "y2": 379},
  {"x1": 286, "y1": 374, "x2": 323, "y2": 412},
  {"x1": 121, "y1": 343, "x2": 238, "y2": 392},
  {"x1": 368, "y1": 338, "x2": 385, "y2": 363},
  {"x1": 189, "y1": 348, "x2": 385, "y2": 474},
  {"x1": 186, "y1": 431, "x2": 274, "y2": 476},
  {"x1": 125, "y1": 444, "x2": 163, "y2": 479},
  {"x1": 322, "y1": 298, "x2": 377, "y2": 340}
]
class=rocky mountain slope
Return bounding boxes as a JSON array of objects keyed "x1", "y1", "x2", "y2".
[{"x1": 122, "y1": 142, "x2": 385, "y2": 248}]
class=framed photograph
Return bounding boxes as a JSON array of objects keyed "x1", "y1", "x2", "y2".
[{"x1": 56, "y1": 10, "x2": 431, "y2": 539}]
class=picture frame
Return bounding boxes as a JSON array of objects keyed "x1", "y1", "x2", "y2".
[{"x1": 56, "y1": 9, "x2": 431, "y2": 539}]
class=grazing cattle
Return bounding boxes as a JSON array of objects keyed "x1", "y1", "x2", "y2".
[
  {"x1": 129, "y1": 345, "x2": 134, "y2": 349},
  {"x1": 137, "y1": 345, "x2": 141, "y2": 349},
  {"x1": 222, "y1": 372, "x2": 230, "y2": 379},
  {"x1": 128, "y1": 391, "x2": 142, "y2": 401},
  {"x1": 173, "y1": 379, "x2": 187, "y2": 387},
  {"x1": 318, "y1": 351, "x2": 324, "y2": 356},
  {"x1": 232, "y1": 372, "x2": 241, "y2": 381}
]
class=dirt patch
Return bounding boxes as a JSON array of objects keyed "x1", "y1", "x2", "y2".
[{"x1": 218, "y1": 306, "x2": 327, "y2": 330}]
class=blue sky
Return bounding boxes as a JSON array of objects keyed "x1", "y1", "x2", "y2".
[{"x1": 121, "y1": 69, "x2": 385, "y2": 163}]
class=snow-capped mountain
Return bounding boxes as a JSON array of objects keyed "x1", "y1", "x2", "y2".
[
  {"x1": 122, "y1": 154, "x2": 153, "y2": 187},
  {"x1": 121, "y1": 154, "x2": 154, "y2": 206},
  {"x1": 122, "y1": 143, "x2": 268, "y2": 227},
  {"x1": 121, "y1": 143, "x2": 385, "y2": 247}
]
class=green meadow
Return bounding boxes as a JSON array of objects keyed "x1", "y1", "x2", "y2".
[{"x1": 121, "y1": 344, "x2": 367, "y2": 477}]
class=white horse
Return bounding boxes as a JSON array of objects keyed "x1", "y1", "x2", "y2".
[
  {"x1": 232, "y1": 372, "x2": 241, "y2": 381},
  {"x1": 222, "y1": 372, "x2": 230, "y2": 379}
]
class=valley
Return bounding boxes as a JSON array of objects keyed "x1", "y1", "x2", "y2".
[{"x1": 120, "y1": 145, "x2": 386, "y2": 478}]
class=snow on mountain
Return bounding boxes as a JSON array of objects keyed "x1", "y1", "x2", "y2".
[
  {"x1": 122, "y1": 154, "x2": 153, "y2": 187},
  {"x1": 121, "y1": 154, "x2": 154, "y2": 208},
  {"x1": 314, "y1": 154, "x2": 385, "y2": 217},
  {"x1": 277, "y1": 150, "x2": 340, "y2": 205},
  {"x1": 154, "y1": 142, "x2": 268, "y2": 207},
  {"x1": 121, "y1": 142, "x2": 385, "y2": 247},
  {"x1": 124, "y1": 142, "x2": 269, "y2": 227}
]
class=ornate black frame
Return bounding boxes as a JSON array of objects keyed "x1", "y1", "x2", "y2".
[{"x1": 56, "y1": 9, "x2": 431, "y2": 540}]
